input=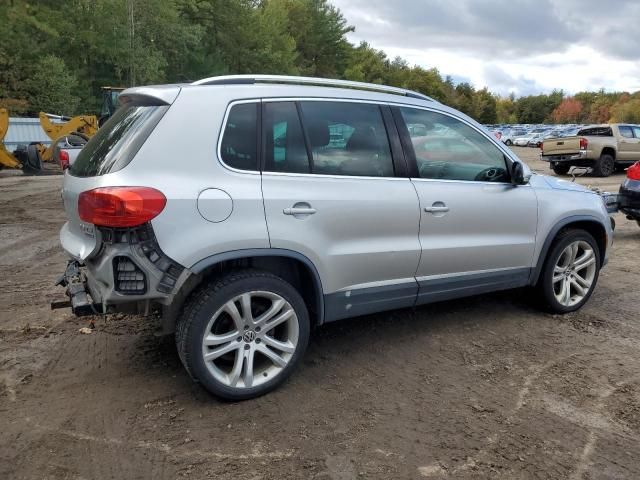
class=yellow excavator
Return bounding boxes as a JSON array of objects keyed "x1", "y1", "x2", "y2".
[{"x1": 1, "y1": 87, "x2": 124, "y2": 174}]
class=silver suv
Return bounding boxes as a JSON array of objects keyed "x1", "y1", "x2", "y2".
[{"x1": 56, "y1": 75, "x2": 614, "y2": 400}]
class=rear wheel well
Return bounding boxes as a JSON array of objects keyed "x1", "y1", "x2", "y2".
[
  {"x1": 601, "y1": 147, "x2": 615, "y2": 160},
  {"x1": 162, "y1": 255, "x2": 322, "y2": 333}
]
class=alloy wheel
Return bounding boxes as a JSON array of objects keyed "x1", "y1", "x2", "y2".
[
  {"x1": 552, "y1": 240, "x2": 597, "y2": 307},
  {"x1": 201, "y1": 291, "x2": 299, "y2": 389}
]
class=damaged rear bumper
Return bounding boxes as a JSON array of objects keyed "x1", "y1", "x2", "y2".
[{"x1": 51, "y1": 260, "x2": 101, "y2": 316}]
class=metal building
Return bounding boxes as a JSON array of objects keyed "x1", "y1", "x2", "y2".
[{"x1": 3, "y1": 117, "x2": 59, "y2": 151}]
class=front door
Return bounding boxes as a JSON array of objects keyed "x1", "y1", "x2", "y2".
[
  {"x1": 393, "y1": 106, "x2": 538, "y2": 304},
  {"x1": 260, "y1": 100, "x2": 422, "y2": 321}
]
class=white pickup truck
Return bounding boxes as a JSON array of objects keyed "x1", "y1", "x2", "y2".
[
  {"x1": 540, "y1": 124, "x2": 640, "y2": 177},
  {"x1": 52, "y1": 134, "x2": 87, "y2": 170}
]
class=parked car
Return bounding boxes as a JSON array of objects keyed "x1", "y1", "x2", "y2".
[
  {"x1": 541, "y1": 124, "x2": 640, "y2": 177},
  {"x1": 514, "y1": 133, "x2": 536, "y2": 146},
  {"x1": 52, "y1": 134, "x2": 88, "y2": 170},
  {"x1": 619, "y1": 161, "x2": 640, "y2": 226},
  {"x1": 501, "y1": 129, "x2": 527, "y2": 146},
  {"x1": 527, "y1": 133, "x2": 546, "y2": 147},
  {"x1": 54, "y1": 75, "x2": 614, "y2": 400}
]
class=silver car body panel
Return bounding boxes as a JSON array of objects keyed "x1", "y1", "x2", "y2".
[{"x1": 59, "y1": 81, "x2": 613, "y2": 324}]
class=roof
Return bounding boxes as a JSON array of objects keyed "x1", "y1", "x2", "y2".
[{"x1": 2, "y1": 116, "x2": 61, "y2": 150}]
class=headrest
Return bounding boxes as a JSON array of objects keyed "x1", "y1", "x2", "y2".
[{"x1": 306, "y1": 120, "x2": 329, "y2": 147}]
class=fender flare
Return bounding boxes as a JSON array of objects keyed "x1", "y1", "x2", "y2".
[
  {"x1": 191, "y1": 248, "x2": 325, "y2": 324},
  {"x1": 529, "y1": 214, "x2": 607, "y2": 285}
]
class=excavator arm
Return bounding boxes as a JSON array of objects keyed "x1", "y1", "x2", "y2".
[
  {"x1": 38, "y1": 112, "x2": 98, "y2": 162},
  {"x1": 0, "y1": 108, "x2": 22, "y2": 169}
]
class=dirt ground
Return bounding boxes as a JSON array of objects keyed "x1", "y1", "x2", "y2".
[{"x1": 1, "y1": 148, "x2": 639, "y2": 480}]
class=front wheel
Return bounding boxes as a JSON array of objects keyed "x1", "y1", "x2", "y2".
[
  {"x1": 176, "y1": 270, "x2": 310, "y2": 400},
  {"x1": 505, "y1": 139, "x2": 513, "y2": 146},
  {"x1": 537, "y1": 230, "x2": 600, "y2": 313}
]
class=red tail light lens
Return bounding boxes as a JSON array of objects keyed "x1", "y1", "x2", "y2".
[
  {"x1": 628, "y1": 162, "x2": 640, "y2": 181},
  {"x1": 59, "y1": 150, "x2": 70, "y2": 170},
  {"x1": 78, "y1": 187, "x2": 166, "y2": 227},
  {"x1": 540, "y1": 142, "x2": 544, "y2": 150},
  {"x1": 579, "y1": 138, "x2": 588, "y2": 150}
]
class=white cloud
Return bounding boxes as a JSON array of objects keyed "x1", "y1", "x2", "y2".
[{"x1": 332, "y1": 0, "x2": 640, "y2": 96}]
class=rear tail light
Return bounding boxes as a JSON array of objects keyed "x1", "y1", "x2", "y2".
[
  {"x1": 540, "y1": 142, "x2": 544, "y2": 150},
  {"x1": 579, "y1": 138, "x2": 588, "y2": 150},
  {"x1": 78, "y1": 187, "x2": 166, "y2": 227},
  {"x1": 59, "y1": 150, "x2": 70, "y2": 170},
  {"x1": 627, "y1": 162, "x2": 640, "y2": 181}
]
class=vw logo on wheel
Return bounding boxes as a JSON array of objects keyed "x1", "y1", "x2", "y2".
[{"x1": 243, "y1": 330, "x2": 256, "y2": 343}]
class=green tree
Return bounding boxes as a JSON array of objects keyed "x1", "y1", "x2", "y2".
[{"x1": 26, "y1": 55, "x2": 79, "y2": 115}]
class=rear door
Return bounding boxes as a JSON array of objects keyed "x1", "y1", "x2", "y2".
[
  {"x1": 632, "y1": 126, "x2": 640, "y2": 160},
  {"x1": 392, "y1": 106, "x2": 538, "y2": 304},
  {"x1": 260, "y1": 100, "x2": 421, "y2": 322},
  {"x1": 618, "y1": 125, "x2": 640, "y2": 161}
]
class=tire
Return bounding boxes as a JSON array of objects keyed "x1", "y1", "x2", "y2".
[
  {"x1": 176, "y1": 270, "x2": 310, "y2": 401},
  {"x1": 22, "y1": 143, "x2": 43, "y2": 175},
  {"x1": 505, "y1": 139, "x2": 513, "y2": 146},
  {"x1": 592, "y1": 153, "x2": 615, "y2": 177},
  {"x1": 552, "y1": 164, "x2": 571, "y2": 176},
  {"x1": 537, "y1": 229, "x2": 601, "y2": 314}
]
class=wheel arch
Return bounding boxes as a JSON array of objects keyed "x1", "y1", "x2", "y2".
[
  {"x1": 530, "y1": 215, "x2": 608, "y2": 285},
  {"x1": 601, "y1": 147, "x2": 616, "y2": 160},
  {"x1": 162, "y1": 249, "x2": 325, "y2": 333}
]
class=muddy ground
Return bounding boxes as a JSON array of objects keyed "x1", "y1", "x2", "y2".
[{"x1": 1, "y1": 148, "x2": 639, "y2": 480}]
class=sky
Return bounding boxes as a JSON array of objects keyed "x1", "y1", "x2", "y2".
[{"x1": 331, "y1": 0, "x2": 640, "y2": 97}]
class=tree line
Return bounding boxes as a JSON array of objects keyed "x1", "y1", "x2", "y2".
[{"x1": 1, "y1": 0, "x2": 639, "y2": 124}]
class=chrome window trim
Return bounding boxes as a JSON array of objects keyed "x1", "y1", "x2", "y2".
[
  {"x1": 216, "y1": 99, "x2": 261, "y2": 175},
  {"x1": 217, "y1": 96, "x2": 523, "y2": 180},
  {"x1": 410, "y1": 177, "x2": 530, "y2": 187}
]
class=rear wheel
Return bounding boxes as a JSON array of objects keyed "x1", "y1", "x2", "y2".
[
  {"x1": 552, "y1": 164, "x2": 571, "y2": 176},
  {"x1": 505, "y1": 139, "x2": 512, "y2": 146},
  {"x1": 593, "y1": 153, "x2": 615, "y2": 177},
  {"x1": 176, "y1": 270, "x2": 310, "y2": 400},
  {"x1": 537, "y1": 229, "x2": 600, "y2": 313}
]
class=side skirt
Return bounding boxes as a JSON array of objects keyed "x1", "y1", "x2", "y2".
[{"x1": 416, "y1": 268, "x2": 531, "y2": 306}]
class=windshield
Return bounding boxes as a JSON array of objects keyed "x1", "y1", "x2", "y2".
[{"x1": 70, "y1": 105, "x2": 168, "y2": 177}]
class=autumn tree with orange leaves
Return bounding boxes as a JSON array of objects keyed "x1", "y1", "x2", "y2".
[{"x1": 551, "y1": 97, "x2": 583, "y2": 123}]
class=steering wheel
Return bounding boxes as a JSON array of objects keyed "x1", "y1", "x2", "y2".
[{"x1": 475, "y1": 166, "x2": 506, "y2": 182}]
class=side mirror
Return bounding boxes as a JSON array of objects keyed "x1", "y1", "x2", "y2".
[{"x1": 511, "y1": 161, "x2": 525, "y2": 185}]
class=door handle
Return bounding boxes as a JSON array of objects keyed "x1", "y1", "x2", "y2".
[
  {"x1": 424, "y1": 206, "x2": 449, "y2": 213},
  {"x1": 283, "y1": 206, "x2": 317, "y2": 216}
]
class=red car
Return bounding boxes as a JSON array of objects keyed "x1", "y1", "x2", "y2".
[{"x1": 619, "y1": 162, "x2": 640, "y2": 226}]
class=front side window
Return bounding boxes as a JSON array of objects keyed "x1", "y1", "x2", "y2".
[
  {"x1": 299, "y1": 102, "x2": 394, "y2": 177},
  {"x1": 399, "y1": 107, "x2": 510, "y2": 182},
  {"x1": 220, "y1": 103, "x2": 258, "y2": 170},
  {"x1": 619, "y1": 126, "x2": 634, "y2": 139},
  {"x1": 633, "y1": 126, "x2": 640, "y2": 138}
]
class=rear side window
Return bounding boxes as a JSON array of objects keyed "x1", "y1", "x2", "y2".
[
  {"x1": 220, "y1": 103, "x2": 258, "y2": 170},
  {"x1": 619, "y1": 126, "x2": 634, "y2": 138},
  {"x1": 577, "y1": 127, "x2": 612, "y2": 137},
  {"x1": 263, "y1": 102, "x2": 309, "y2": 173},
  {"x1": 70, "y1": 105, "x2": 168, "y2": 177},
  {"x1": 299, "y1": 102, "x2": 394, "y2": 177}
]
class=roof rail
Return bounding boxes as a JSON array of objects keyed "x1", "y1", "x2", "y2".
[{"x1": 191, "y1": 74, "x2": 435, "y2": 102}]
